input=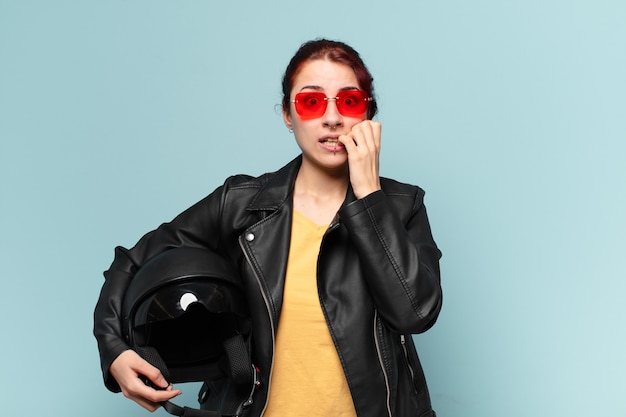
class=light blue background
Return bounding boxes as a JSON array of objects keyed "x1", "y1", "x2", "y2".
[{"x1": 1, "y1": 1, "x2": 624, "y2": 416}]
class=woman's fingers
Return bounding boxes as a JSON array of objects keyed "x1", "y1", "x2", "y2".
[
  {"x1": 340, "y1": 120, "x2": 381, "y2": 153},
  {"x1": 339, "y1": 120, "x2": 382, "y2": 198},
  {"x1": 110, "y1": 350, "x2": 182, "y2": 411}
]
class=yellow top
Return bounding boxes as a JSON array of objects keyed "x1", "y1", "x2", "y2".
[{"x1": 262, "y1": 210, "x2": 357, "y2": 417}]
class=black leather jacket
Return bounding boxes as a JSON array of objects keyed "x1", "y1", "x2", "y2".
[{"x1": 94, "y1": 156, "x2": 442, "y2": 417}]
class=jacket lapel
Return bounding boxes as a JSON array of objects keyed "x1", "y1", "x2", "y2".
[{"x1": 239, "y1": 156, "x2": 301, "y2": 324}]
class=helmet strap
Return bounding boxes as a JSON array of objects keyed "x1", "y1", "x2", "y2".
[{"x1": 223, "y1": 334, "x2": 254, "y2": 385}]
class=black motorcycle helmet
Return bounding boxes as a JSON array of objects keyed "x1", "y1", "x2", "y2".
[{"x1": 122, "y1": 247, "x2": 259, "y2": 417}]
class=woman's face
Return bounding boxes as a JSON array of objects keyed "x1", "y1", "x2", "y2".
[{"x1": 283, "y1": 59, "x2": 368, "y2": 171}]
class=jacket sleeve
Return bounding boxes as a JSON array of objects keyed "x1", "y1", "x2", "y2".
[
  {"x1": 338, "y1": 188, "x2": 442, "y2": 334},
  {"x1": 93, "y1": 185, "x2": 227, "y2": 392}
]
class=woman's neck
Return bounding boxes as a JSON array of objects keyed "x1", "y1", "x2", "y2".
[{"x1": 293, "y1": 161, "x2": 349, "y2": 226}]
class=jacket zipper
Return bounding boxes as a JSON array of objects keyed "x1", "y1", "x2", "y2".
[
  {"x1": 373, "y1": 311, "x2": 393, "y2": 417},
  {"x1": 400, "y1": 334, "x2": 417, "y2": 394},
  {"x1": 239, "y1": 236, "x2": 276, "y2": 416}
]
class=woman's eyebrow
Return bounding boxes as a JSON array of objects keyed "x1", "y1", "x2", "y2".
[
  {"x1": 298, "y1": 85, "x2": 361, "y2": 92},
  {"x1": 298, "y1": 85, "x2": 323, "y2": 92}
]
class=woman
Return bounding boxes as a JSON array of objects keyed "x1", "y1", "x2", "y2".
[{"x1": 94, "y1": 39, "x2": 442, "y2": 417}]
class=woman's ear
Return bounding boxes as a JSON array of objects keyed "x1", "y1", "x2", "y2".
[{"x1": 283, "y1": 109, "x2": 293, "y2": 131}]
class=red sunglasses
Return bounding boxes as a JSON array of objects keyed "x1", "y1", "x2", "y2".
[{"x1": 291, "y1": 90, "x2": 373, "y2": 118}]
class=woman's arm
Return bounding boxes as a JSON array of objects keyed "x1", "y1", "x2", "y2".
[{"x1": 339, "y1": 187, "x2": 442, "y2": 334}]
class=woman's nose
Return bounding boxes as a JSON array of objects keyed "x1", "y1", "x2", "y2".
[{"x1": 322, "y1": 99, "x2": 343, "y2": 129}]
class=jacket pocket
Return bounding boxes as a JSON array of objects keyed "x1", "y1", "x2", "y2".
[
  {"x1": 399, "y1": 334, "x2": 434, "y2": 409},
  {"x1": 400, "y1": 334, "x2": 420, "y2": 395}
]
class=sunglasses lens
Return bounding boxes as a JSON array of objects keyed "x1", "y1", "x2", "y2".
[
  {"x1": 336, "y1": 90, "x2": 369, "y2": 116},
  {"x1": 293, "y1": 90, "x2": 370, "y2": 118},
  {"x1": 294, "y1": 92, "x2": 326, "y2": 117}
]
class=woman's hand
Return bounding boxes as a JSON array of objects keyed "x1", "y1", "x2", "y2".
[
  {"x1": 109, "y1": 350, "x2": 182, "y2": 412},
  {"x1": 339, "y1": 120, "x2": 382, "y2": 199}
]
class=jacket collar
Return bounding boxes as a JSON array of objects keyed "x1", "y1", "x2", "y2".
[{"x1": 245, "y1": 156, "x2": 301, "y2": 212}]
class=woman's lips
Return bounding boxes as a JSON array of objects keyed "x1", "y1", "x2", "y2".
[{"x1": 319, "y1": 137, "x2": 344, "y2": 152}]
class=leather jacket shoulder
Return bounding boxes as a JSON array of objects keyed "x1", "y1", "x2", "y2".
[{"x1": 94, "y1": 155, "x2": 442, "y2": 416}]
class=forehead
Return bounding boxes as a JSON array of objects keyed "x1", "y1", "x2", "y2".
[{"x1": 292, "y1": 59, "x2": 360, "y2": 92}]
